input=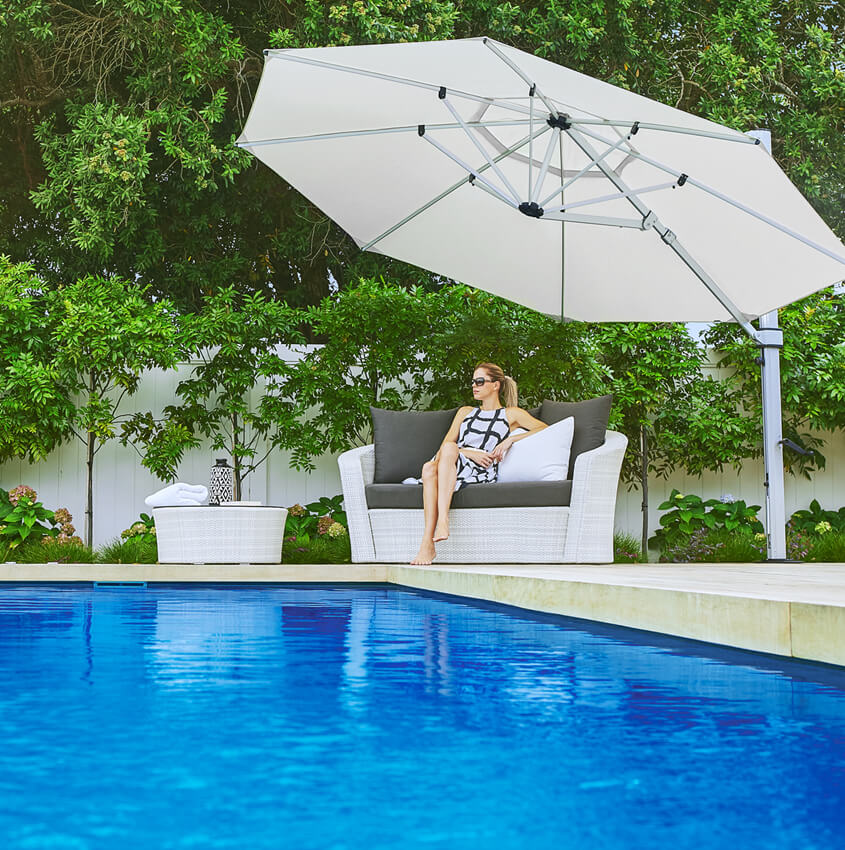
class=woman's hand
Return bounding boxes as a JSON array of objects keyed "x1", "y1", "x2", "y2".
[
  {"x1": 460, "y1": 448, "x2": 496, "y2": 468},
  {"x1": 489, "y1": 436, "x2": 515, "y2": 462}
]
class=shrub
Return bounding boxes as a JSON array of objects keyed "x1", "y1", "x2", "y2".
[
  {"x1": 805, "y1": 531, "x2": 845, "y2": 563},
  {"x1": 613, "y1": 532, "x2": 643, "y2": 563},
  {"x1": 121, "y1": 513, "x2": 157, "y2": 545},
  {"x1": 14, "y1": 539, "x2": 95, "y2": 564},
  {"x1": 789, "y1": 500, "x2": 845, "y2": 535},
  {"x1": 0, "y1": 485, "x2": 60, "y2": 554},
  {"x1": 660, "y1": 527, "x2": 766, "y2": 563},
  {"x1": 283, "y1": 533, "x2": 351, "y2": 565},
  {"x1": 285, "y1": 495, "x2": 347, "y2": 548},
  {"x1": 650, "y1": 489, "x2": 763, "y2": 553},
  {"x1": 97, "y1": 536, "x2": 158, "y2": 564}
]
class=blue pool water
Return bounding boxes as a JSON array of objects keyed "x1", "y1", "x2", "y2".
[{"x1": 1, "y1": 585, "x2": 844, "y2": 849}]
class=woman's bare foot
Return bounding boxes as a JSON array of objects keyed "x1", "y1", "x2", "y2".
[
  {"x1": 411, "y1": 539, "x2": 436, "y2": 565},
  {"x1": 433, "y1": 520, "x2": 449, "y2": 543}
]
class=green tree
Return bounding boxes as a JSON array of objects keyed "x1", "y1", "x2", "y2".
[
  {"x1": 271, "y1": 278, "x2": 444, "y2": 469},
  {"x1": 703, "y1": 287, "x2": 845, "y2": 476},
  {"x1": 273, "y1": 278, "x2": 608, "y2": 470},
  {"x1": 423, "y1": 287, "x2": 607, "y2": 409},
  {"x1": 124, "y1": 287, "x2": 304, "y2": 497},
  {"x1": 0, "y1": 257, "x2": 76, "y2": 462},
  {"x1": 0, "y1": 0, "x2": 456, "y2": 309},
  {"x1": 593, "y1": 322, "x2": 758, "y2": 555},
  {"x1": 49, "y1": 275, "x2": 182, "y2": 544}
]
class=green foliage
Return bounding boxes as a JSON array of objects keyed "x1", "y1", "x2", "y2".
[
  {"x1": 423, "y1": 288, "x2": 606, "y2": 409},
  {"x1": 50, "y1": 275, "x2": 182, "y2": 438},
  {"x1": 659, "y1": 527, "x2": 767, "y2": 564},
  {"x1": 789, "y1": 499, "x2": 845, "y2": 535},
  {"x1": 593, "y1": 323, "x2": 757, "y2": 486},
  {"x1": 613, "y1": 532, "x2": 643, "y2": 563},
  {"x1": 14, "y1": 539, "x2": 95, "y2": 564},
  {"x1": 0, "y1": 485, "x2": 58, "y2": 551},
  {"x1": 704, "y1": 290, "x2": 845, "y2": 476},
  {"x1": 97, "y1": 536, "x2": 158, "y2": 565},
  {"x1": 305, "y1": 495, "x2": 347, "y2": 528},
  {"x1": 650, "y1": 489, "x2": 764, "y2": 551},
  {"x1": 123, "y1": 286, "x2": 303, "y2": 489},
  {"x1": 283, "y1": 533, "x2": 351, "y2": 565},
  {"x1": 120, "y1": 513, "x2": 157, "y2": 546},
  {"x1": 285, "y1": 495, "x2": 347, "y2": 547},
  {"x1": 275, "y1": 278, "x2": 606, "y2": 469},
  {"x1": 805, "y1": 531, "x2": 845, "y2": 564},
  {"x1": 0, "y1": 257, "x2": 77, "y2": 462}
]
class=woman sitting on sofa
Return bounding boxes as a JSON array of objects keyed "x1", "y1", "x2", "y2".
[{"x1": 411, "y1": 362, "x2": 547, "y2": 565}]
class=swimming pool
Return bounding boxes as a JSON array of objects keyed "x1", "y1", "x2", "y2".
[{"x1": 1, "y1": 584, "x2": 843, "y2": 849}]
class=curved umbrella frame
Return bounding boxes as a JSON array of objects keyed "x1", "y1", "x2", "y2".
[{"x1": 238, "y1": 39, "x2": 845, "y2": 562}]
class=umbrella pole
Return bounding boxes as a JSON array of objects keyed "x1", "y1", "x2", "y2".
[{"x1": 757, "y1": 312, "x2": 787, "y2": 560}]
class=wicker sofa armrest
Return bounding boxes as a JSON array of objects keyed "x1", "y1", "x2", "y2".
[
  {"x1": 338, "y1": 444, "x2": 376, "y2": 562},
  {"x1": 563, "y1": 430, "x2": 628, "y2": 563}
]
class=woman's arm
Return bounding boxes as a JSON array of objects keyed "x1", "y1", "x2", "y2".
[{"x1": 489, "y1": 407, "x2": 548, "y2": 461}]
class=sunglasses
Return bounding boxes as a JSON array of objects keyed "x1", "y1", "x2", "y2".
[{"x1": 470, "y1": 377, "x2": 497, "y2": 387}]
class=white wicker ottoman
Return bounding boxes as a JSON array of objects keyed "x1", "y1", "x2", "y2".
[{"x1": 153, "y1": 506, "x2": 288, "y2": 564}]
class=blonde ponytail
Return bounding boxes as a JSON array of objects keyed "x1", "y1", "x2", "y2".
[
  {"x1": 500, "y1": 375, "x2": 518, "y2": 408},
  {"x1": 475, "y1": 362, "x2": 518, "y2": 407}
]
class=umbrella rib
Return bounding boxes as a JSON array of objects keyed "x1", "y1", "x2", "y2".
[
  {"x1": 264, "y1": 51, "x2": 534, "y2": 118},
  {"x1": 627, "y1": 150, "x2": 845, "y2": 267},
  {"x1": 236, "y1": 119, "x2": 533, "y2": 148},
  {"x1": 530, "y1": 130, "x2": 560, "y2": 204},
  {"x1": 569, "y1": 118, "x2": 757, "y2": 146},
  {"x1": 554, "y1": 181, "x2": 680, "y2": 213},
  {"x1": 537, "y1": 132, "x2": 633, "y2": 208},
  {"x1": 420, "y1": 134, "x2": 517, "y2": 207},
  {"x1": 440, "y1": 95, "x2": 522, "y2": 203},
  {"x1": 360, "y1": 125, "x2": 548, "y2": 252},
  {"x1": 542, "y1": 212, "x2": 646, "y2": 228},
  {"x1": 482, "y1": 39, "x2": 558, "y2": 116}
]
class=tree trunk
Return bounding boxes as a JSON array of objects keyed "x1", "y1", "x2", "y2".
[
  {"x1": 85, "y1": 371, "x2": 96, "y2": 547},
  {"x1": 641, "y1": 425, "x2": 649, "y2": 561},
  {"x1": 231, "y1": 412, "x2": 242, "y2": 501}
]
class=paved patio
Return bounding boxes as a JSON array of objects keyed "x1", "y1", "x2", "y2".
[{"x1": 2, "y1": 562, "x2": 844, "y2": 667}]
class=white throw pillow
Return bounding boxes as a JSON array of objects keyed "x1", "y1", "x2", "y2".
[{"x1": 497, "y1": 417, "x2": 575, "y2": 483}]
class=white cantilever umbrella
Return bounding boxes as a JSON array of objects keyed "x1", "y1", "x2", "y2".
[{"x1": 237, "y1": 37, "x2": 845, "y2": 560}]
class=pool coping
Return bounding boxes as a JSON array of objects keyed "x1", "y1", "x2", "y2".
[{"x1": 2, "y1": 561, "x2": 844, "y2": 667}]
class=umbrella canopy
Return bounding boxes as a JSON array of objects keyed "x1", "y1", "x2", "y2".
[{"x1": 237, "y1": 37, "x2": 845, "y2": 323}]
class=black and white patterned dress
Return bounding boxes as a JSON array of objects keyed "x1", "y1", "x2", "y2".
[{"x1": 453, "y1": 407, "x2": 510, "y2": 490}]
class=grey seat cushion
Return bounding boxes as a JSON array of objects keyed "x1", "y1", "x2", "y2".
[
  {"x1": 365, "y1": 480, "x2": 572, "y2": 509},
  {"x1": 371, "y1": 406, "x2": 459, "y2": 483},
  {"x1": 540, "y1": 395, "x2": 613, "y2": 478}
]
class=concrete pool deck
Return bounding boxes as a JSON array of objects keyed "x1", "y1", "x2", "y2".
[{"x1": 2, "y1": 561, "x2": 844, "y2": 667}]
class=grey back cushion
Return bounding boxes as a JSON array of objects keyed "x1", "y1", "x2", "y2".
[
  {"x1": 539, "y1": 395, "x2": 613, "y2": 478},
  {"x1": 371, "y1": 407, "x2": 459, "y2": 483}
]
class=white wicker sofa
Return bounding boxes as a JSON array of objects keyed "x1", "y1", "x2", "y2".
[{"x1": 338, "y1": 400, "x2": 627, "y2": 564}]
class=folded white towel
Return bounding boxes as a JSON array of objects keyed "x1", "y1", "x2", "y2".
[
  {"x1": 145, "y1": 483, "x2": 209, "y2": 508},
  {"x1": 401, "y1": 477, "x2": 422, "y2": 485}
]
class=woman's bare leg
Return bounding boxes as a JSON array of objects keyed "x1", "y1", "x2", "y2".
[
  {"x1": 435, "y1": 443, "x2": 460, "y2": 542},
  {"x1": 411, "y1": 461, "x2": 438, "y2": 565}
]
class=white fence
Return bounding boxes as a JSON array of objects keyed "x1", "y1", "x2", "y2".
[{"x1": 2, "y1": 357, "x2": 843, "y2": 548}]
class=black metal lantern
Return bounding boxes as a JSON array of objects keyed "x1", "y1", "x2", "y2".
[{"x1": 209, "y1": 458, "x2": 234, "y2": 505}]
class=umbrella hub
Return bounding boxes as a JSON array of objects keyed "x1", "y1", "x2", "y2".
[
  {"x1": 518, "y1": 201, "x2": 545, "y2": 218},
  {"x1": 546, "y1": 113, "x2": 572, "y2": 131}
]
